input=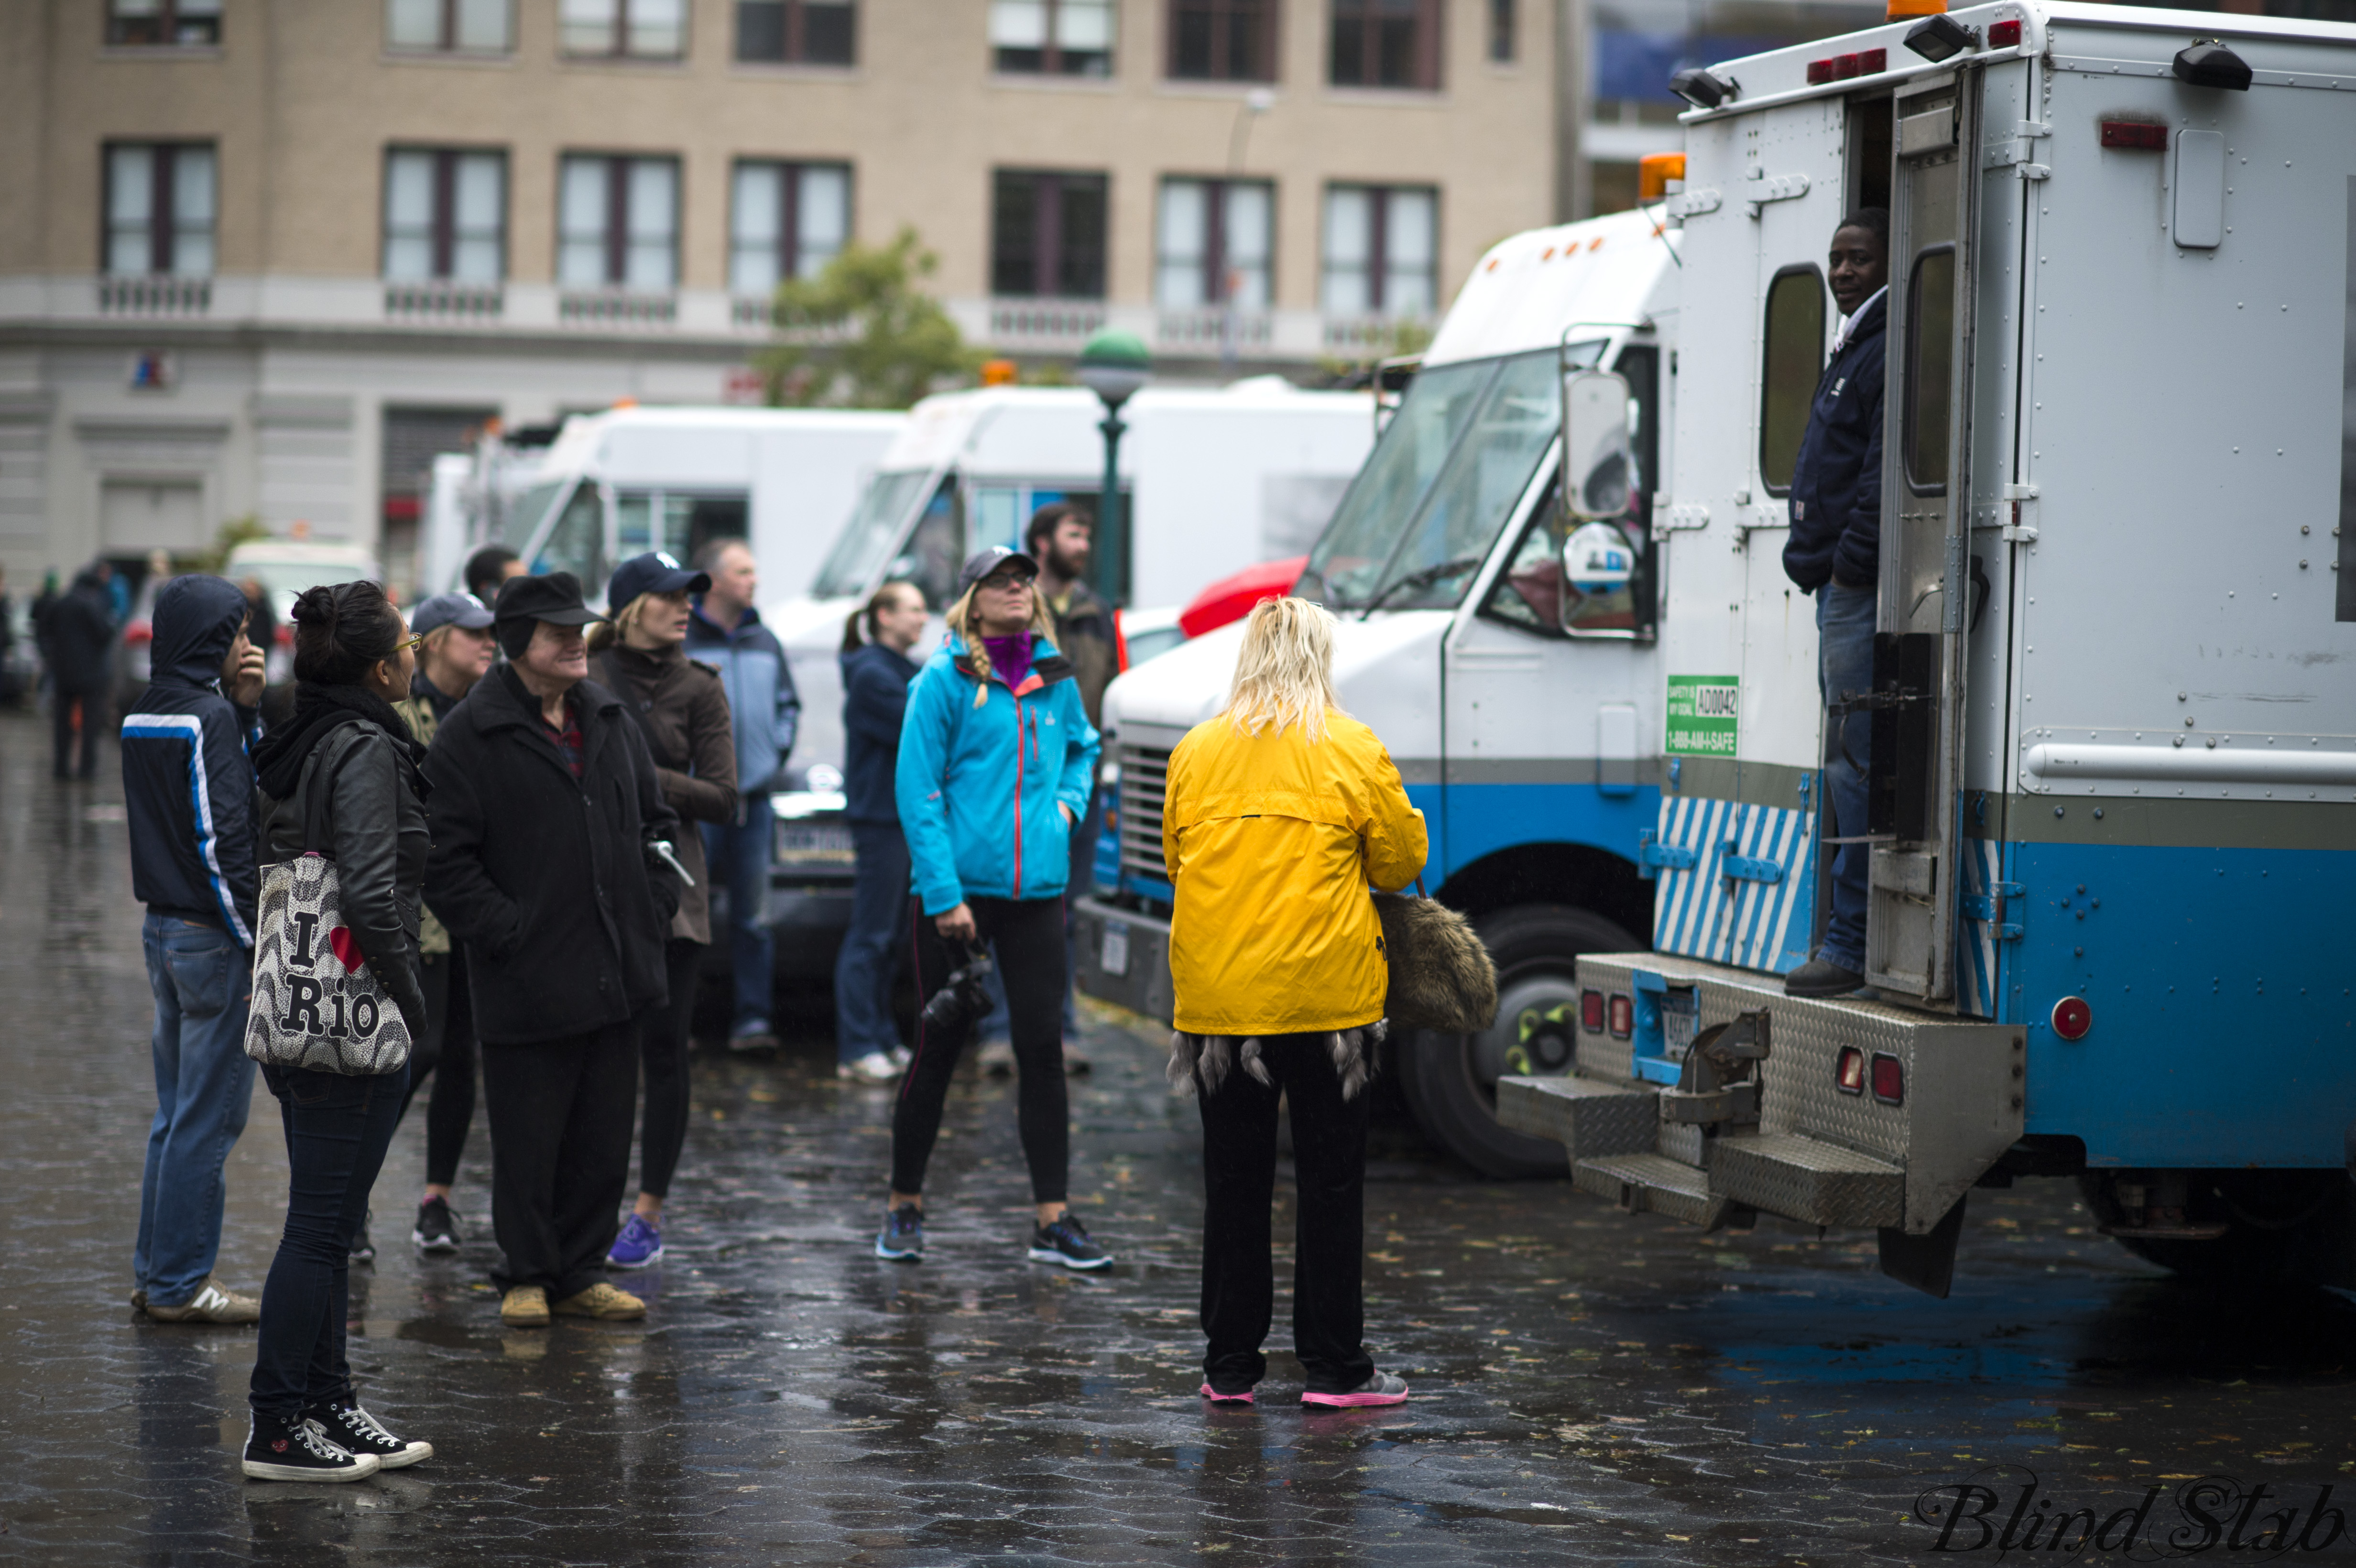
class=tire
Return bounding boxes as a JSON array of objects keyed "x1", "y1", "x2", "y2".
[
  {"x1": 2074, "y1": 1171, "x2": 2356, "y2": 1287},
  {"x1": 1394, "y1": 904, "x2": 1641, "y2": 1179}
]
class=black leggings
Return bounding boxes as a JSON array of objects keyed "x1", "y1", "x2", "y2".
[
  {"x1": 890, "y1": 895, "x2": 1068, "y2": 1204},
  {"x1": 399, "y1": 948, "x2": 477, "y2": 1190},
  {"x1": 635, "y1": 939, "x2": 702, "y2": 1201}
]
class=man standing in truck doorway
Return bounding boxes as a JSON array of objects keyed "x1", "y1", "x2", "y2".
[{"x1": 1782, "y1": 209, "x2": 1889, "y2": 998}]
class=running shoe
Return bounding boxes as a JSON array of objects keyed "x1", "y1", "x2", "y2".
[
  {"x1": 1028, "y1": 1212, "x2": 1112, "y2": 1271},
  {"x1": 874, "y1": 1203, "x2": 924, "y2": 1262},
  {"x1": 348, "y1": 1212, "x2": 376, "y2": 1264},
  {"x1": 607, "y1": 1212, "x2": 663, "y2": 1269},
  {"x1": 1200, "y1": 1383, "x2": 1256, "y2": 1405},
  {"x1": 413, "y1": 1196, "x2": 459, "y2": 1254},
  {"x1": 1302, "y1": 1372, "x2": 1409, "y2": 1407},
  {"x1": 837, "y1": 1051, "x2": 899, "y2": 1084}
]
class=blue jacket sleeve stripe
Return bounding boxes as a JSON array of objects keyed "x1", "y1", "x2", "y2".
[{"x1": 122, "y1": 711, "x2": 254, "y2": 947}]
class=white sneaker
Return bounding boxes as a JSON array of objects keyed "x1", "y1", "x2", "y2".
[
  {"x1": 888, "y1": 1045, "x2": 913, "y2": 1070},
  {"x1": 837, "y1": 1051, "x2": 899, "y2": 1084}
]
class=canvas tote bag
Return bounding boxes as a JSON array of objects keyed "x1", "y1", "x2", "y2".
[{"x1": 243, "y1": 725, "x2": 414, "y2": 1075}]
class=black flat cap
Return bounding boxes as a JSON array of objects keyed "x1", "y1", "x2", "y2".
[{"x1": 493, "y1": 571, "x2": 606, "y2": 626}]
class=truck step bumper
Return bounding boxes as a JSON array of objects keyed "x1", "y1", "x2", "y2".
[
  {"x1": 1711, "y1": 1131, "x2": 1904, "y2": 1229},
  {"x1": 1573, "y1": 1152, "x2": 1736, "y2": 1228},
  {"x1": 1496, "y1": 1075, "x2": 1657, "y2": 1158}
]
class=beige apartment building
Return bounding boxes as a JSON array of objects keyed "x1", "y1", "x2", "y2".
[{"x1": 0, "y1": 0, "x2": 1569, "y2": 590}]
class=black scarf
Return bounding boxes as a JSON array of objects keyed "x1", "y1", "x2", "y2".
[{"x1": 252, "y1": 681, "x2": 426, "y2": 800}]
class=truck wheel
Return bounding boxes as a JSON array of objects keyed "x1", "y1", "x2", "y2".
[
  {"x1": 2074, "y1": 1171, "x2": 2356, "y2": 1288},
  {"x1": 1394, "y1": 904, "x2": 1640, "y2": 1180}
]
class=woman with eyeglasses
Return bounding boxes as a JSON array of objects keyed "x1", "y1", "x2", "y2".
[{"x1": 874, "y1": 547, "x2": 1105, "y2": 1271}]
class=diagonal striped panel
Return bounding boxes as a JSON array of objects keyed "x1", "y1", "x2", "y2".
[{"x1": 1651, "y1": 795, "x2": 1816, "y2": 975}]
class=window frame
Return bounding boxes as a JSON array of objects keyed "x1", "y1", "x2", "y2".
[
  {"x1": 101, "y1": 142, "x2": 218, "y2": 277},
  {"x1": 1485, "y1": 0, "x2": 1514, "y2": 63},
  {"x1": 382, "y1": 147, "x2": 509, "y2": 283},
  {"x1": 733, "y1": 0, "x2": 857, "y2": 66},
  {"x1": 991, "y1": 168, "x2": 1111, "y2": 300},
  {"x1": 1902, "y1": 242, "x2": 1955, "y2": 496},
  {"x1": 1167, "y1": 0, "x2": 1277, "y2": 83},
  {"x1": 1328, "y1": 0, "x2": 1442, "y2": 91},
  {"x1": 1757, "y1": 262, "x2": 1826, "y2": 498},
  {"x1": 728, "y1": 159, "x2": 854, "y2": 295},
  {"x1": 106, "y1": 0, "x2": 221, "y2": 48},
  {"x1": 556, "y1": 153, "x2": 682, "y2": 291},
  {"x1": 1320, "y1": 182, "x2": 1438, "y2": 317},
  {"x1": 993, "y1": 0, "x2": 1117, "y2": 76},
  {"x1": 1155, "y1": 176, "x2": 1275, "y2": 310},
  {"x1": 559, "y1": 0, "x2": 687, "y2": 60},
  {"x1": 384, "y1": 0, "x2": 515, "y2": 54}
]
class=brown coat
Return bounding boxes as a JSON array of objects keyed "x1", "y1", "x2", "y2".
[{"x1": 594, "y1": 643, "x2": 738, "y2": 945}]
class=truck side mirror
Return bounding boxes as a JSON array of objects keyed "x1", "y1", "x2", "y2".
[{"x1": 1560, "y1": 369, "x2": 1635, "y2": 522}]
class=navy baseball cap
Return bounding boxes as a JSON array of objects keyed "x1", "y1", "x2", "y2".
[
  {"x1": 607, "y1": 551, "x2": 711, "y2": 611},
  {"x1": 958, "y1": 546, "x2": 1039, "y2": 596},
  {"x1": 409, "y1": 591, "x2": 495, "y2": 636}
]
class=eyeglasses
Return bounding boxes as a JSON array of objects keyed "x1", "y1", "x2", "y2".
[
  {"x1": 980, "y1": 572, "x2": 1036, "y2": 592},
  {"x1": 397, "y1": 629, "x2": 429, "y2": 654}
]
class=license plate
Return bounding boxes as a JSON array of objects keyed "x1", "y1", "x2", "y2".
[
  {"x1": 774, "y1": 825, "x2": 855, "y2": 867},
  {"x1": 1099, "y1": 921, "x2": 1131, "y2": 978}
]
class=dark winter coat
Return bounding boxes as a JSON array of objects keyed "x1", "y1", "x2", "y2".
[
  {"x1": 684, "y1": 602, "x2": 798, "y2": 801},
  {"x1": 1782, "y1": 288, "x2": 1887, "y2": 594},
  {"x1": 593, "y1": 642, "x2": 737, "y2": 945},
  {"x1": 421, "y1": 664, "x2": 682, "y2": 1045},
  {"x1": 1045, "y1": 578, "x2": 1120, "y2": 731},
  {"x1": 47, "y1": 568, "x2": 117, "y2": 695},
  {"x1": 253, "y1": 692, "x2": 431, "y2": 1039},
  {"x1": 840, "y1": 639, "x2": 920, "y2": 827},
  {"x1": 121, "y1": 575, "x2": 261, "y2": 944}
]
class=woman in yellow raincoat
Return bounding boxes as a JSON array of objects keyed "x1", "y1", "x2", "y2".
[{"x1": 1162, "y1": 595, "x2": 1428, "y2": 1407}]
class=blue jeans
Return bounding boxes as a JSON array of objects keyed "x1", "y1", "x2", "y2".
[
  {"x1": 249, "y1": 1060, "x2": 407, "y2": 1420},
  {"x1": 1815, "y1": 583, "x2": 1876, "y2": 973},
  {"x1": 136, "y1": 914, "x2": 256, "y2": 1306},
  {"x1": 704, "y1": 792, "x2": 776, "y2": 1038},
  {"x1": 834, "y1": 823, "x2": 910, "y2": 1064}
]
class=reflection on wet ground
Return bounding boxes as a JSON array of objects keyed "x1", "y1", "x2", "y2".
[{"x1": 2, "y1": 712, "x2": 2350, "y2": 1566}]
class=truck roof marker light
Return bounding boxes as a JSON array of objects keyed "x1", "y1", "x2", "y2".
[
  {"x1": 2173, "y1": 39, "x2": 2251, "y2": 91},
  {"x1": 1637, "y1": 152, "x2": 1686, "y2": 201},
  {"x1": 1887, "y1": 0, "x2": 1944, "y2": 20},
  {"x1": 1870, "y1": 1053, "x2": 1904, "y2": 1105},
  {"x1": 1904, "y1": 13, "x2": 1977, "y2": 61},
  {"x1": 1807, "y1": 58, "x2": 1834, "y2": 84},
  {"x1": 1581, "y1": 989, "x2": 1605, "y2": 1032},
  {"x1": 1669, "y1": 66, "x2": 1737, "y2": 109},
  {"x1": 1607, "y1": 993, "x2": 1634, "y2": 1039},
  {"x1": 1589, "y1": 237, "x2": 1606, "y2": 251},
  {"x1": 1860, "y1": 47, "x2": 1887, "y2": 72},
  {"x1": 1987, "y1": 19, "x2": 2021, "y2": 47},
  {"x1": 1835, "y1": 1047, "x2": 1865, "y2": 1094},
  {"x1": 2101, "y1": 120, "x2": 2168, "y2": 150},
  {"x1": 2052, "y1": 996, "x2": 2094, "y2": 1041}
]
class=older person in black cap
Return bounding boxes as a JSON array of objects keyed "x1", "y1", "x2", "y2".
[
  {"x1": 586, "y1": 552, "x2": 737, "y2": 1271},
  {"x1": 421, "y1": 572, "x2": 683, "y2": 1328}
]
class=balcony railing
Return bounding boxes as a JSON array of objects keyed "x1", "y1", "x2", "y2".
[
  {"x1": 1321, "y1": 313, "x2": 1422, "y2": 352},
  {"x1": 1154, "y1": 306, "x2": 1274, "y2": 351},
  {"x1": 97, "y1": 274, "x2": 212, "y2": 317},
  {"x1": 384, "y1": 282, "x2": 504, "y2": 323},
  {"x1": 558, "y1": 290, "x2": 677, "y2": 328},
  {"x1": 987, "y1": 299, "x2": 1107, "y2": 348}
]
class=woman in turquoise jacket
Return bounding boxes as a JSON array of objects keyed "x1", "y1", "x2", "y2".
[{"x1": 876, "y1": 546, "x2": 1106, "y2": 1272}]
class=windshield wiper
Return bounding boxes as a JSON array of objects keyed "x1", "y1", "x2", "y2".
[{"x1": 1358, "y1": 555, "x2": 1486, "y2": 620}]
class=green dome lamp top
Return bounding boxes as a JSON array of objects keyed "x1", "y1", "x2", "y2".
[{"x1": 1076, "y1": 328, "x2": 1152, "y2": 409}]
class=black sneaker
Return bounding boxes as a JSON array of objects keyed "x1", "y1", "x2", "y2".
[
  {"x1": 874, "y1": 1204, "x2": 924, "y2": 1262},
  {"x1": 242, "y1": 1412, "x2": 380, "y2": 1483},
  {"x1": 1028, "y1": 1212, "x2": 1112, "y2": 1271},
  {"x1": 305, "y1": 1397, "x2": 432, "y2": 1469},
  {"x1": 1783, "y1": 957, "x2": 1865, "y2": 998},
  {"x1": 349, "y1": 1211, "x2": 376, "y2": 1265},
  {"x1": 413, "y1": 1196, "x2": 459, "y2": 1254}
]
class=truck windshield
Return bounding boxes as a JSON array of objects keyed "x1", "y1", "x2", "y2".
[
  {"x1": 1300, "y1": 345, "x2": 1596, "y2": 612},
  {"x1": 812, "y1": 469, "x2": 935, "y2": 599},
  {"x1": 502, "y1": 481, "x2": 565, "y2": 552}
]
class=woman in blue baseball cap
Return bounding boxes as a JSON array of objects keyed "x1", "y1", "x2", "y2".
[{"x1": 589, "y1": 552, "x2": 738, "y2": 1270}]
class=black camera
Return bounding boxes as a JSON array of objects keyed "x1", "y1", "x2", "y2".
[{"x1": 919, "y1": 942, "x2": 996, "y2": 1035}]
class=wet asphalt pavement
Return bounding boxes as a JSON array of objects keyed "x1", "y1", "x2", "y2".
[{"x1": 3, "y1": 710, "x2": 2352, "y2": 1567}]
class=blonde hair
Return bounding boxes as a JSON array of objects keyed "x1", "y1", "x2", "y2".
[
  {"x1": 945, "y1": 577, "x2": 1056, "y2": 685},
  {"x1": 1222, "y1": 596, "x2": 1342, "y2": 743},
  {"x1": 586, "y1": 591, "x2": 661, "y2": 654}
]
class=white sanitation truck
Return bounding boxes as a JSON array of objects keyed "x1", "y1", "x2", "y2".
[
  {"x1": 1076, "y1": 205, "x2": 1684, "y2": 1176},
  {"x1": 1488, "y1": 0, "x2": 2356, "y2": 1296}
]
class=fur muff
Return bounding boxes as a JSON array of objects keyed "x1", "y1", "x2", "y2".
[
  {"x1": 1371, "y1": 892, "x2": 1498, "y2": 1033},
  {"x1": 1168, "y1": 1022, "x2": 1386, "y2": 1102}
]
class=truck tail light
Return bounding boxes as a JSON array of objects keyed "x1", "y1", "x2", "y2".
[
  {"x1": 2051, "y1": 996, "x2": 2093, "y2": 1041},
  {"x1": 1835, "y1": 1047, "x2": 1865, "y2": 1094},
  {"x1": 1860, "y1": 48, "x2": 1887, "y2": 72},
  {"x1": 1607, "y1": 993, "x2": 1633, "y2": 1038},
  {"x1": 1807, "y1": 58, "x2": 1834, "y2": 83},
  {"x1": 1832, "y1": 52, "x2": 1862, "y2": 78},
  {"x1": 1987, "y1": 18, "x2": 2021, "y2": 46},
  {"x1": 1871, "y1": 1053, "x2": 1904, "y2": 1105},
  {"x1": 2100, "y1": 120, "x2": 2168, "y2": 151},
  {"x1": 1581, "y1": 989, "x2": 1605, "y2": 1032}
]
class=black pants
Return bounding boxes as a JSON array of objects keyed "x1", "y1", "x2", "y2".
[
  {"x1": 54, "y1": 688, "x2": 102, "y2": 779},
  {"x1": 634, "y1": 939, "x2": 702, "y2": 1201},
  {"x1": 1197, "y1": 1034, "x2": 1374, "y2": 1395},
  {"x1": 397, "y1": 948, "x2": 478, "y2": 1190},
  {"x1": 891, "y1": 895, "x2": 1068, "y2": 1203},
  {"x1": 480, "y1": 1021, "x2": 638, "y2": 1300}
]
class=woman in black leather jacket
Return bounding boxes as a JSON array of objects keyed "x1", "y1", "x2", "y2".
[{"x1": 239, "y1": 581, "x2": 435, "y2": 1484}]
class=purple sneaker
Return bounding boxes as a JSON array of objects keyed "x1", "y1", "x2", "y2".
[
  {"x1": 606, "y1": 1212, "x2": 663, "y2": 1270},
  {"x1": 1302, "y1": 1372, "x2": 1408, "y2": 1407}
]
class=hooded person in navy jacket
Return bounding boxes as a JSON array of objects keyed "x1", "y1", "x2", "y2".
[
  {"x1": 1781, "y1": 208, "x2": 1889, "y2": 998},
  {"x1": 120, "y1": 573, "x2": 269, "y2": 1323}
]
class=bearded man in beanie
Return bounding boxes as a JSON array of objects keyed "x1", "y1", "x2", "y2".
[{"x1": 421, "y1": 573, "x2": 683, "y2": 1328}]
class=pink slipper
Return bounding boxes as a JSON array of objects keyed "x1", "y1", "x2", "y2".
[
  {"x1": 1199, "y1": 1383, "x2": 1255, "y2": 1405},
  {"x1": 1301, "y1": 1372, "x2": 1408, "y2": 1407}
]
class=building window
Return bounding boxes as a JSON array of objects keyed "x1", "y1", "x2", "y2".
[
  {"x1": 1169, "y1": 0, "x2": 1276, "y2": 80},
  {"x1": 558, "y1": 155, "x2": 679, "y2": 290},
  {"x1": 730, "y1": 162, "x2": 851, "y2": 294},
  {"x1": 992, "y1": 170, "x2": 1108, "y2": 299},
  {"x1": 1328, "y1": 0, "x2": 1441, "y2": 89},
  {"x1": 1156, "y1": 179, "x2": 1272, "y2": 308},
  {"x1": 1487, "y1": 0, "x2": 1514, "y2": 62},
  {"x1": 736, "y1": 0, "x2": 855, "y2": 65},
  {"x1": 1321, "y1": 184, "x2": 1435, "y2": 316},
  {"x1": 992, "y1": 0, "x2": 1114, "y2": 76},
  {"x1": 107, "y1": 0, "x2": 220, "y2": 47},
  {"x1": 384, "y1": 151, "x2": 506, "y2": 282},
  {"x1": 560, "y1": 0, "x2": 685, "y2": 58},
  {"x1": 105, "y1": 145, "x2": 217, "y2": 276},
  {"x1": 386, "y1": 0, "x2": 513, "y2": 52}
]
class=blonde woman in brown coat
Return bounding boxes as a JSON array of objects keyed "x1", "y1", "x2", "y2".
[{"x1": 591, "y1": 553, "x2": 739, "y2": 1269}]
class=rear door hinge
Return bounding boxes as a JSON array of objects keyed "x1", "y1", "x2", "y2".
[
  {"x1": 1743, "y1": 172, "x2": 1811, "y2": 218},
  {"x1": 1963, "y1": 881, "x2": 2026, "y2": 940},
  {"x1": 2001, "y1": 483, "x2": 2040, "y2": 544},
  {"x1": 1637, "y1": 829, "x2": 1699, "y2": 879},
  {"x1": 1720, "y1": 846, "x2": 1786, "y2": 884}
]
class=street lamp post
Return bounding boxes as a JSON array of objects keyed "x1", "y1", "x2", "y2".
[{"x1": 1074, "y1": 328, "x2": 1150, "y2": 608}]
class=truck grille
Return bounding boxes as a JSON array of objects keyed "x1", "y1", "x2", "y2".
[{"x1": 1116, "y1": 743, "x2": 1172, "y2": 884}]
